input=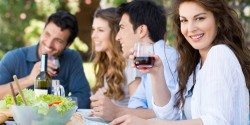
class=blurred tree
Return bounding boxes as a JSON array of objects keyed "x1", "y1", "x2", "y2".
[
  {"x1": 0, "y1": 0, "x2": 249, "y2": 60},
  {"x1": 227, "y1": 0, "x2": 250, "y2": 44},
  {"x1": 76, "y1": 0, "x2": 100, "y2": 61},
  {"x1": 164, "y1": 0, "x2": 250, "y2": 46},
  {"x1": 0, "y1": 0, "x2": 40, "y2": 58},
  {"x1": 0, "y1": 0, "x2": 91, "y2": 60}
]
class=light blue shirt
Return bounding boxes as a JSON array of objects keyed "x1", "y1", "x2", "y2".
[{"x1": 128, "y1": 40, "x2": 178, "y2": 109}]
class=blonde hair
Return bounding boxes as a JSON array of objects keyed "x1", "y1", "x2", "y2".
[{"x1": 91, "y1": 8, "x2": 126, "y2": 100}]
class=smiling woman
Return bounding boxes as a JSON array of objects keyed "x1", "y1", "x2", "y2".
[
  {"x1": 110, "y1": 0, "x2": 250, "y2": 125},
  {"x1": 90, "y1": 7, "x2": 127, "y2": 105},
  {"x1": 179, "y1": 2, "x2": 217, "y2": 54},
  {"x1": 166, "y1": 0, "x2": 250, "y2": 124}
]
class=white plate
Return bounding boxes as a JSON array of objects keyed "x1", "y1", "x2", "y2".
[{"x1": 77, "y1": 109, "x2": 107, "y2": 123}]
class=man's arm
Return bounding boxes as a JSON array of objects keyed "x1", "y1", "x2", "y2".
[
  {"x1": 0, "y1": 52, "x2": 40, "y2": 99},
  {"x1": 126, "y1": 60, "x2": 142, "y2": 96},
  {"x1": 90, "y1": 94, "x2": 155, "y2": 121},
  {"x1": 128, "y1": 77, "x2": 141, "y2": 96},
  {"x1": 68, "y1": 51, "x2": 91, "y2": 109},
  {"x1": 128, "y1": 75, "x2": 150, "y2": 109},
  {"x1": 126, "y1": 75, "x2": 156, "y2": 118},
  {"x1": 0, "y1": 76, "x2": 34, "y2": 99},
  {"x1": 117, "y1": 77, "x2": 155, "y2": 119}
]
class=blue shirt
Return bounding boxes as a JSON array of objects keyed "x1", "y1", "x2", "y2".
[
  {"x1": 0, "y1": 44, "x2": 91, "y2": 108},
  {"x1": 128, "y1": 40, "x2": 178, "y2": 109}
]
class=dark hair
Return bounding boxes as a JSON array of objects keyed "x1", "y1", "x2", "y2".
[
  {"x1": 172, "y1": 0, "x2": 250, "y2": 108},
  {"x1": 45, "y1": 10, "x2": 78, "y2": 46},
  {"x1": 117, "y1": 0, "x2": 166, "y2": 42},
  {"x1": 91, "y1": 8, "x2": 126, "y2": 100}
]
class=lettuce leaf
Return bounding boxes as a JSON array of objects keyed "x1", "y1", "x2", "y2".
[{"x1": 0, "y1": 89, "x2": 76, "y2": 115}]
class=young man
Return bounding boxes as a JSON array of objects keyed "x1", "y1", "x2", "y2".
[
  {"x1": 90, "y1": 0, "x2": 178, "y2": 121},
  {"x1": 0, "y1": 11, "x2": 91, "y2": 108}
]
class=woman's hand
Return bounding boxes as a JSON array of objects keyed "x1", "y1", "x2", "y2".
[
  {"x1": 90, "y1": 89, "x2": 118, "y2": 121},
  {"x1": 66, "y1": 112, "x2": 84, "y2": 125},
  {"x1": 110, "y1": 115, "x2": 148, "y2": 125}
]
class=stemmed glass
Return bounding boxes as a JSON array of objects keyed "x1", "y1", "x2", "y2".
[
  {"x1": 133, "y1": 42, "x2": 155, "y2": 70},
  {"x1": 48, "y1": 56, "x2": 60, "y2": 74}
]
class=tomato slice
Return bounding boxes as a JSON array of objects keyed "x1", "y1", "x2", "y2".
[{"x1": 48, "y1": 100, "x2": 61, "y2": 107}]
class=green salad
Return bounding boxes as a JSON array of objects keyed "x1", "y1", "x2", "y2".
[{"x1": 0, "y1": 89, "x2": 76, "y2": 115}]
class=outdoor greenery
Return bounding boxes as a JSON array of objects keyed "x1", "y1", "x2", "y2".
[
  {"x1": 0, "y1": 0, "x2": 249, "y2": 59},
  {"x1": 0, "y1": 0, "x2": 80, "y2": 58}
]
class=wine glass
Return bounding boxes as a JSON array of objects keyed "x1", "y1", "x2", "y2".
[
  {"x1": 48, "y1": 56, "x2": 60, "y2": 74},
  {"x1": 133, "y1": 42, "x2": 155, "y2": 70}
]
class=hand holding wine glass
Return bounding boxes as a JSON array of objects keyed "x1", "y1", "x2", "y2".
[
  {"x1": 131, "y1": 42, "x2": 164, "y2": 75},
  {"x1": 47, "y1": 56, "x2": 60, "y2": 76},
  {"x1": 134, "y1": 42, "x2": 155, "y2": 70}
]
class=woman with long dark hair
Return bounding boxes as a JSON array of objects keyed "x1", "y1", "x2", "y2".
[{"x1": 111, "y1": 0, "x2": 250, "y2": 124}]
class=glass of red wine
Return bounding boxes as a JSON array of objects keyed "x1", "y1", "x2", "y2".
[
  {"x1": 48, "y1": 56, "x2": 60, "y2": 74},
  {"x1": 134, "y1": 42, "x2": 155, "y2": 70}
]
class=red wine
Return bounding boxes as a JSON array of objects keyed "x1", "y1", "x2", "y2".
[
  {"x1": 134, "y1": 57, "x2": 155, "y2": 69},
  {"x1": 54, "y1": 68, "x2": 60, "y2": 74}
]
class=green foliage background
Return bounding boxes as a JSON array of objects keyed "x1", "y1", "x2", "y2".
[
  {"x1": 0, "y1": 0, "x2": 79, "y2": 58},
  {"x1": 0, "y1": 0, "x2": 249, "y2": 59},
  {"x1": 0, "y1": 0, "x2": 249, "y2": 87}
]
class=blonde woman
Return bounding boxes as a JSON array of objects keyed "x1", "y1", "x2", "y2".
[{"x1": 90, "y1": 8, "x2": 141, "y2": 120}]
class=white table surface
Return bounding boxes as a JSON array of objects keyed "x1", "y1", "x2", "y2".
[{"x1": 77, "y1": 109, "x2": 109, "y2": 125}]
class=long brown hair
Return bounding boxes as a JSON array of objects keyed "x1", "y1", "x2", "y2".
[
  {"x1": 172, "y1": 0, "x2": 250, "y2": 108},
  {"x1": 91, "y1": 8, "x2": 126, "y2": 100}
]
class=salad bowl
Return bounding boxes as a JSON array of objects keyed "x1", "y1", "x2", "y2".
[
  {"x1": 12, "y1": 105, "x2": 77, "y2": 125},
  {"x1": 0, "y1": 89, "x2": 77, "y2": 125}
]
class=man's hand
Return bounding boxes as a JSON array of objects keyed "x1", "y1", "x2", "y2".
[
  {"x1": 28, "y1": 61, "x2": 41, "y2": 83},
  {"x1": 47, "y1": 59, "x2": 59, "y2": 76},
  {"x1": 30, "y1": 59, "x2": 59, "y2": 78},
  {"x1": 90, "y1": 91, "x2": 118, "y2": 121}
]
